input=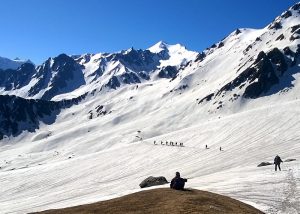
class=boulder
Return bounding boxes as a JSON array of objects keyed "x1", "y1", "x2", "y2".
[
  {"x1": 257, "y1": 162, "x2": 273, "y2": 167},
  {"x1": 139, "y1": 176, "x2": 168, "y2": 188}
]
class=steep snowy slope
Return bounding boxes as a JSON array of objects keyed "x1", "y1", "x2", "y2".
[{"x1": 0, "y1": 2, "x2": 300, "y2": 214}]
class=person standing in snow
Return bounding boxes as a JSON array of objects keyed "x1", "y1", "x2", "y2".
[
  {"x1": 170, "y1": 172, "x2": 187, "y2": 190},
  {"x1": 274, "y1": 155, "x2": 283, "y2": 171}
]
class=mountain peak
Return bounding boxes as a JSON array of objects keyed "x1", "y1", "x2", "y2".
[
  {"x1": 148, "y1": 41, "x2": 170, "y2": 53},
  {"x1": 0, "y1": 56, "x2": 33, "y2": 70}
]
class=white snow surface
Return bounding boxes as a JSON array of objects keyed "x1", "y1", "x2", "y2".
[
  {"x1": 0, "y1": 79, "x2": 300, "y2": 214},
  {"x1": 1, "y1": 4, "x2": 300, "y2": 214},
  {"x1": 148, "y1": 41, "x2": 198, "y2": 68}
]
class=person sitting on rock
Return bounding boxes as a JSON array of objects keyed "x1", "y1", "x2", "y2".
[
  {"x1": 170, "y1": 172, "x2": 187, "y2": 190},
  {"x1": 274, "y1": 155, "x2": 283, "y2": 171}
]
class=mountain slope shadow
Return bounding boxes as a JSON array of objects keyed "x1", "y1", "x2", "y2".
[{"x1": 0, "y1": 94, "x2": 86, "y2": 140}]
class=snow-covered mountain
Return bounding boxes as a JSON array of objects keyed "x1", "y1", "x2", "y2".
[
  {"x1": 0, "y1": 56, "x2": 32, "y2": 70},
  {"x1": 0, "y1": 3, "x2": 300, "y2": 214},
  {"x1": 0, "y1": 42, "x2": 198, "y2": 101}
]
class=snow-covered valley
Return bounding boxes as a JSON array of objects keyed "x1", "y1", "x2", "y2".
[{"x1": 1, "y1": 3, "x2": 300, "y2": 214}]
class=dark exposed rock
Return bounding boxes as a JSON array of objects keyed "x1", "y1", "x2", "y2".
[
  {"x1": 138, "y1": 71, "x2": 150, "y2": 80},
  {"x1": 244, "y1": 45, "x2": 252, "y2": 54},
  {"x1": 281, "y1": 10, "x2": 292, "y2": 19},
  {"x1": 177, "y1": 84, "x2": 188, "y2": 90},
  {"x1": 268, "y1": 21, "x2": 282, "y2": 30},
  {"x1": 255, "y1": 37, "x2": 262, "y2": 42},
  {"x1": 204, "y1": 48, "x2": 287, "y2": 101},
  {"x1": 158, "y1": 66, "x2": 178, "y2": 79},
  {"x1": 255, "y1": 51, "x2": 267, "y2": 64},
  {"x1": 216, "y1": 67, "x2": 256, "y2": 96},
  {"x1": 235, "y1": 29, "x2": 241, "y2": 35},
  {"x1": 27, "y1": 59, "x2": 51, "y2": 97},
  {"x1": 89, "y1": 105, "x2": 110, "y2": 118},
  {"x1": 198, "y1": 93, "x2": 214, "y2": 104},
  {"x1": 291, "y1": 44, "x2": 300, "y2": 66},
  {"x1": 139, "y1": 176, "x2": 168, "y2": 188},
  {"x1": 291, "y1": 24, "x2": 300, "y2": 33},
  {"x1": 0, "y1": 95, "x2": 60, "y2": 140},
  {"x1": 290, "y1": 34, "x2": 300, "y2": 41},
  {"x1": 275, "y1": 34, "x2": 284, "y2": 41},
  {"x1": 27, "y1": 54, "x2": 86, "y2": 100},
  {"x1": 218, "y1": 42, "x2": 224, "y2": 48},
  {"x1": 293, "y1": 28, "x2": 300, "y2": 35},
  {"x1": 257, "y1": 162, "x2": 273, "y2": 167},
  {"x1": 120, "y1": 72, "x2": 141, "y2": 84},
  {"x1": 0, "y1": 93, "x2": 87, "y2": 140},
  {"x1": 290, "y1": 27, "x2": 300, "y2": 41},
  {"x1": 267, "y1": 48, "x2": 288, "y2": 73},
  {"x1": 283, "y1": 47, "x2": 294, "y2": 57},
  {"x1": 41, "y1": 54, "x2": 85, "y2": 100},
  {"x1": 195, "y1": 52, "x2": 206, "y2": 62},
  {"x1": 197, "y1": 47, "x2": 291, "y2": 102},
  {"x1": 292, "y1": 3, "x2": 300, "y2": 11},
  {"x1": 0, "y1": 63, "x2": 36, "y2": 91},
  {"x1": 117, "y1": 49, "x2": 160, "y2": 74},
  {"x1": 210, "y1": 44, "x2": 217, "y2": 49},
  {"x1": 105, "y1": 76, "x2": 120, "y2": 89},
  {"x1": 244, "y1": 52, "x2": 279, "y2": 98}
]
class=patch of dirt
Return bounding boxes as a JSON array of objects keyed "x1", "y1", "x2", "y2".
[{"x1": 32, "y1": 188, "x2": 264, "y2": 214}]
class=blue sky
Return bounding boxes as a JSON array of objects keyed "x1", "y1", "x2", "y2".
[{"x1": 0, "y1": 0, "x2": 299, "y2": 64}]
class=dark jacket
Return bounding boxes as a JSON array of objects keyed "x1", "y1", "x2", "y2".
[
  {"x1": 170, "y1": 177, "x2": 187, "y2": 190},
  {"x1": 274, "y1": 155, "x2": 283, "y2": 164}
]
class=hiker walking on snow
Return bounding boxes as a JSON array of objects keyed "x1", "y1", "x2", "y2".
[
  {"x1": 170, "y1": 172, "x2": 187, "y2": 190},
  {"x1": 274, "y1": 155, "x2": 283, "y2": 171}
]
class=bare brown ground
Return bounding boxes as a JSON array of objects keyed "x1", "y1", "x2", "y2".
[{"x1": 32, "y1": 188, "x2": 264, "y2": 214}]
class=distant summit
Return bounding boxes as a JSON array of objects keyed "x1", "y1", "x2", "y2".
[{"x1": 0, "y1": 56, "x2": 33, "y2": 70}]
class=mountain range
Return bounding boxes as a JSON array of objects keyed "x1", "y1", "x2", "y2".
[{"x1": 0, "y1": 3, "x2": 300, "y2": 214}]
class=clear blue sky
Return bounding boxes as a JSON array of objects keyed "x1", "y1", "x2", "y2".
[{"x1": 0, "y1": 0, "x2": 299, "y2": 64}]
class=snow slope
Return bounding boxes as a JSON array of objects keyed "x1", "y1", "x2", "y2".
[
  {"x1": 0, "y1": 2, "x2": 300, "y2": 214},
  {"x1": 0, "y1": 83, "x2": 299, "y2": 214}
]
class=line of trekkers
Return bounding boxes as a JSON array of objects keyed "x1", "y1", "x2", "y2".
[{"x1": 153, "y1": 141, "x2": 184, "y2": 146}]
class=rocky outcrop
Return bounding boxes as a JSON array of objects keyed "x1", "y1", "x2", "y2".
[
  {"x1": 0, "y1": 95, "x2": 60, "y2": 140},
  {"x1": 158, "y1": 66, "x2": 178, "y2": 79},
  {"x1": 0, "y1": 63, "x2": 36, "y2": 91},
  {"x1": 139, "y1": 176, "x2": 168, "y2": 188},
  {"x1": 0, "y1": 93, "x2": 87, "y2": 140},
  {"x1": 39, "y1": 54, "x2": 86, "y2": 100},
  {"x1": 198, "y1": 47, "x2": 294, "y2": 104}
]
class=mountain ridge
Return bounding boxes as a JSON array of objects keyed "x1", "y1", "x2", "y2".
[{"x1": 0, "y1": 3, "x2": 300, "y2": 214}]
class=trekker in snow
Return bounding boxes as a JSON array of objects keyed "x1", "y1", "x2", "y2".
[
  {"x1": 170, "y1": 172, "x2": 187, "y2": 190},
  {"x1": 274, "y1": 155, "x2": 283, "y2": 171}
]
